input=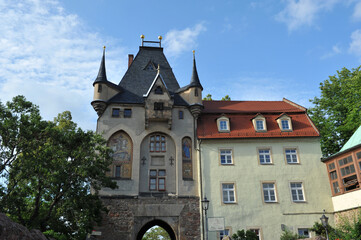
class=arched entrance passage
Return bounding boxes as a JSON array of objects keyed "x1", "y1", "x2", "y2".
[{"x1": 136, "y1": 219, "x2": 176, "y2": 240}]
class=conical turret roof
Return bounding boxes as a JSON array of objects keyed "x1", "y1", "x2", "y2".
[
  {"x1": 189, "y1": 52, "x2": 203, "y2": 90},
  {"x1": 93, "y1": 47, "x2": 108, "y2": 85}
]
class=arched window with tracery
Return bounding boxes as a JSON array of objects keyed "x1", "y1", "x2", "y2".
[
  {"x1": 108, "y1": 131, "x2": 133, "y2": 179},
  {"x1": 182, "y1": 137, "x2": 193, "y2": 180}
]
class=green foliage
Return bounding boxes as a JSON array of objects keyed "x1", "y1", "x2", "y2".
[
  {"x1": 309, "y1": 66, "x2": 361, "y2": 156},
  {"x1": 310, "y1": 222, "x2": 339, "y2": 239},
  {"x1": 221, "y1": 95, "x2": 231, "y2": 101},
  {"x1": 280, "y1": 229, "x2": 300, "y2": 240},
  {"x1": 203, "y1": 94, "x2": 213, "y2": 100},
  {"x1": 231, "y1": 229, "x2": 258, "y2": 240},
  {"x1": 0, "y1": 96, "x2": 117, "y2": 239},
  {"x1": 142, "y1": 226, "x2": 171, "y2": 240}
]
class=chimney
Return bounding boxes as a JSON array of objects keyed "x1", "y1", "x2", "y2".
[{"x1": 128, "y1": 54, "x2": 134, "y2": 68}]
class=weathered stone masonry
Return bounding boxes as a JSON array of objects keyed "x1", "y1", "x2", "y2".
[{"x1": 95, "y1": 196, "x2": 200, "y2": 240}]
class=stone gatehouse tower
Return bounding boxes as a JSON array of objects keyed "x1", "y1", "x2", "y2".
[{"x1": 91, "y1": 37, "x2": 203, "y2": 239}]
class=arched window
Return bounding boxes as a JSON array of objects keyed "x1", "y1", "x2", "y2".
[
  {"x1": 182, "y1": 137, "x2": 193, "y2": 180},
  {"x1": 150, "y1": 134, "x2": 166, "y2": 152},
  {"x1": 108, "y1": 131, "x2": 133, "y2": 179}
]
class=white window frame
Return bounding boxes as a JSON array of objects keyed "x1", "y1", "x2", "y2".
[
  {"x1": 276, "y1": 114, "x2": 293, "y2": 131},
  {"x1": 222, "y1": 183, "x2": 236, "y2": 204},
  {"x1": 262, "y1": 182, "x2": 277, "y2": 203},
  {"x1": 252, "y1": 115, "x2": 267, "y2": 132},
  {"x1": 258, "y1": 148, "x2": 272, "y2": 164},
  {"x1": 217, "y1": 116, "x2": 230, "y2": 132},
  {"x1": 220, "y1": 149, "x2": 233, "y2": 165},
  {"x1": 290, "y1": 182, "x2": 305, "y2": 202},
  {"x1": 285, "y1": 148, "x2": 299, "y2": 164}
]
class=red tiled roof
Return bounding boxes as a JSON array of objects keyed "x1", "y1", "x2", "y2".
[
  {"x1": 197, "y1": 100, "x2": 319, "y2": 139},
  {"x1": 202, "y1": 99, "x2": 305, "y2": 114}
]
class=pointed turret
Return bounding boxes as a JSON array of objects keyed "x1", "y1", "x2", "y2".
[
  {"x1": 189, "y1": 50, "x2": 203, "y2": 90},
  {"x1": 93, "y1": 46, "x2": 108, "y2": 85},
  {"x1": 91, "y1": 46, "x2": 121, "y2": 117}
]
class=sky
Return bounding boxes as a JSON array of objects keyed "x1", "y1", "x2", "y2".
[{"x1": 1, "y1": 0, "x2": 361, "y2": 131}]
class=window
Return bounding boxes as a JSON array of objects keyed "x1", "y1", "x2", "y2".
[
  {"x1": 281, "y1": 120, "x2": 290, "y2": 130},
  {"x1": 149, "y1": 169, "x2": 166, "y2": 191},
  {"x1": 259, "y1": 149, "x2": 271, "y2": 164},
  {"x1": 298, "y1": 228, "x2": 310, "y2": 238},
  {"x1": 179, "y1": 110, "x2": 184, "y2": 119},
  {"x1": 115, "y1": 166, "x2": 121, "y2": 178},
  {"x1": 112, "y1": 108, "x2": 120, "y2": 117},
  {"x1": 290, "y1": 182, "x2": 305, "y2": 202},
  {"x1": 154, "y1": 102, "x2": 164, "y2": 110},
  {"x1": 217, "y1": 116, "x2": 230, "y2": 132},
  {"x1": 285, "y1": 149, "x2": 298, "y2": 164},
  {"x1": 220, "y1": 121, "x2": 228, "y2": 130},
  {"x1": 124, "y1": 109, "x2": 132, "y2": 118},
  {"x1": 150, "y1": 134, "x2": 166, "y2": 152},
  {"x1": 154, "y1": 86, "x2": 163, "y2": 94},
  {"x1": 182, "y1": 137, "x2": 193, "y2": 180},
  {"x1": 277, "y1": 114, "x2": 293, "y2": 131},
  {"x1": 249, "y1": 229, "x2": 261, "y2": 240},
  {"x1": 252, "y1": 115, "x2": 267, "y2": 132},
  {"x1": 219, "y1": 229, "x2": 230, "y2": 240},
  {"x1": 256, "y1": 120, "x2": 264, "y2": 130},
  {"x1": 220, "y1": 149, "x2": 233, "y2": 165},
  {"x1": 195, "y1": 88, "x2": 198, "y2": 97},
  {"x1": 222, "y1": 183, "x2": 236, "y2": 203},
  {"x1": 98, "y1": 84, "x2": 102, "y2": 93},
  {"x1": 263, "y1": 183, "x2": 277, "y2": 203}
]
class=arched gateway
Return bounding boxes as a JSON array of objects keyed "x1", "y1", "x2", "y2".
[
  {"x1": 136, "y1": 219, "x2": 176, "y2": 240},
  {"x1": 91, "y1": 37, "x2": 203, "y2": 239}
]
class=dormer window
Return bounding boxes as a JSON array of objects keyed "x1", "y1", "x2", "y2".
[
  {"x1": 217, "y1": 116, "x2": 230, "y2": 132},
  {"x1": 155, "y1": 86, "x2": 163, "y2": 94},
  {"x1": 252, "y1": 114, "x2": 267, "y2": 132},
  {"x1": 281, "y1": 119, "x2": 290, "y2": 130},
  {"x1": 276, "y1": 114, "x2": 293, "y2": 131}
]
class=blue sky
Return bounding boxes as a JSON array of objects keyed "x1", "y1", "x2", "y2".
[{"x1": 1, "y1": 0, "x2": 361, "y2": 130}]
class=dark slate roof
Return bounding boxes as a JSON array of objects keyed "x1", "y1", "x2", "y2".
[
  {"x1": 93, "y1": 48, "x2": 108, "y2": 85},
  {"x1": 108, "y1": 46, "x2": 188, "y2": 106},
  {"x1": 176, "y1": 53, "x2": 203, "y2": 93}
]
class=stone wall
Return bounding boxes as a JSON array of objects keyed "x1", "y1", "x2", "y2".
[
  {"x1": 334, "y1": 207, "x2": 361, "y2": 225},
  {"x1": 93, "y1": 196, "x2": 201, "y2": 240}
]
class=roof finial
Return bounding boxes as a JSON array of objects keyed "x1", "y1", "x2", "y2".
[
  {"x1": 103, "y1": 46, "x2": 106, "y2": 50},
  {"x1": 158, "y1": 36, "x2": 162, "y2": 47},
  {"x1": 193, "y1": 50, "x2": 195, "y2": 58},
  {"x1": 140, "y1": 34, "x2": 145, "y2": 46}
]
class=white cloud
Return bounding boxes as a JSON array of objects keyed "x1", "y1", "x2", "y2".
[
  {"x1": 320, "y1": 44, "x2": 342, "y2": 59},
  {"x1": 163, "y1": 23, "x2": 207, "y2": 57},
  {"x1": 349, "y1": 29, "x2": 361, "y2": 56},
  {"x1": 276, "y1": 0, "x2": 339, "y2": 31},
  {"x1": 0, "y1": 0, "x2": 126, "y2": 130},
  {"x1": 352, "y1": 1, "x2": 361, "y2": 20}
]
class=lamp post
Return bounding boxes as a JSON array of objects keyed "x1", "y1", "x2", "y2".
[
  {"x1": 320, "y1": 209, "x2": 329, "y2": 240},
  {"x1": 201, "y1": 196, "x2": 210, "y2": 240}
]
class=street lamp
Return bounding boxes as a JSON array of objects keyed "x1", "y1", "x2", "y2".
[
  {"x1": 320, "y1": 209, "x2": 329, "y2": 240},
  {"x1": 201, "y1": 196, "x2": 210, "y2": 240}
]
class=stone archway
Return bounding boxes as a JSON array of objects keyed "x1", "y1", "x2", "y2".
[{"x1": 136, "y1": 219, "x2": 176, "y2": 240}]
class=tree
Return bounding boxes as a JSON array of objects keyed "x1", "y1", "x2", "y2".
[
  {"x1": 0, "y1": 96, "x2": 117, "y2": 239},
  {"x1": 221, "y1": 95, "x2": 231, "y2": 101},
  {"x1": 203, "y1": 94, "x2": 213, "y2": 100},
  {"x1": 309, "y1": 66, "x2": 361, "y2": 156},
  {"x1": 231, "y1": 229, "x2": 258, "y2": 240},
  {"x1": 142, "y1": 226, "x2": 171, "y2": 240},
  {"x1": 279, "y1": 229, "x2": 302, "y2": 240}
]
